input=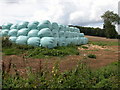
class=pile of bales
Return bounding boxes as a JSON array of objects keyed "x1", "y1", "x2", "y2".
[{"x1": 0, "y1": 20, "x2": 88, "y2": 48}]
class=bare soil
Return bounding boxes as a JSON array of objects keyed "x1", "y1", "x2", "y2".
[{"x1": 2, "y1": 35, "x2": 119, "y2": 76}]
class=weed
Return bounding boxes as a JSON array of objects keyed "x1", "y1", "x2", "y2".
[
  {"x1": 81, "y1": 46, "x2": 88, "y2": 49},
  {"x1": 87, "y1": 54, "x2": 96, "y2": 59}
]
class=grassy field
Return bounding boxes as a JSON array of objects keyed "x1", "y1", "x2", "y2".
[{"x1": 2, "y1": 36, "x2": 120, "y2": 88}]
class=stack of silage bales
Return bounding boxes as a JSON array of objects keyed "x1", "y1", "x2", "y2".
[{"x1": 0, "y1": 20, "x2": 88, "y2": 48}]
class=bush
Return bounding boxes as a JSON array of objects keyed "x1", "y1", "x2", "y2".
[
  {"x1": 2, "y1": 37, "x2": 13, "y2": 48},
  {"x1": 87, "y1": 54, "x2": 96, "y2": 59}
]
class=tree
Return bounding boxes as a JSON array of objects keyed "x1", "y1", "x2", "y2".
[{"x1": 101, "y1": 10, "x2": 120, "y2": 38}]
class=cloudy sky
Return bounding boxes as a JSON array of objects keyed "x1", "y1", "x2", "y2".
[{"x1": 0, "y1": 0, "x2": 119, "y2": 29}]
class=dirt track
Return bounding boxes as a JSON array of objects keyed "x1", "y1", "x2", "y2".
[{"x1": 2, "y1": 35, "x2": 119, "y2": 76}]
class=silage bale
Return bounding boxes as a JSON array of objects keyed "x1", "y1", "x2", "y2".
[
  {"x1": 79, "y1": 33, "x2": 84, "y2": 37},
  {"x1": 28, "y1": 29, "x2": 39, "y2": 37},
  {"x1": 52, "y1": 30, "x2": 59, "y2": 37},
  {"x1": 1, "y1": 29, "x2": 9, "y2": 36},
  {"x1": 17, "y1": 28, "x2": 29, "y2": 36},
  {"x1": 16, "y1": 36, "x2": 28, "y2": 45},
  {"x1": 51, "y1": 22, "x2": 59, "y2": 30},
  {"x1": 27, "y1": 23, "x2": 38, "y2": 30},
  {"x1": 31, "y1": 21, "x2": 39, "y2": 25},
  {"x1": 59, "y1": 31, "x2": 65, "y2": 37},
  {"x1": 37, "y1": 20, "x2": 52, "y2": 30},
  {"x1": 10, "y1": 24, "x2": 18, "y2": 29},
  {"x1": 27, "y1": 37, "x2": 40, "y2": 46},
  {"x1": 64, "y1": 31, "x2": 70, "y2": 38},
  {"x1": 59, "y1": 24, "x2": 64, "y2": 31},
  {"x1": 8, "y1": 29, "x2": 18, "y2": 36},
  {"x1": 58, "y1": 37, "x2": 67, "y2": 46},
  {"x1": 17, "y1": 21, "x2": 29, "y2": 30},
  {"x1": 40, "y1": 37, "x2": 57, "y2": 48},
  {"x1": 38, "y1": 28, "x2": 53, "y2": 38},
  {"x1": 2, "y1": 23, "x2": 13, "y2": 30},
  {"x1": 9, "y1": 36, "x2": 17, "y2": 43},
  {"x1": 82, "y1": 37, "x2": 88, "y2": 44}
]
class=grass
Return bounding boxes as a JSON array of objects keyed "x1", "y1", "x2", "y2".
[
  {"x1": 2, "y1": 61, "x2": 119, "y2": 88},
  {"x1": 89, "y1": 41, "x2": 119, "y2": 46}
]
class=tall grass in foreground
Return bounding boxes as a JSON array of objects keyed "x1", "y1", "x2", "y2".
[{"x1": 2, "y1": 61, "x2": 119, "y2": 88}]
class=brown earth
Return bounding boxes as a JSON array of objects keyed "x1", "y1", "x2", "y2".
[{"x1": 2, "y1": 35, "x2": 119, "y2": 76}]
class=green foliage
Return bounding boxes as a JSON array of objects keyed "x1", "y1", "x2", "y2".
[
  {"x1": 89, "y1": 41, "x2": 119, "y2": 46},
  {"x1": 103, "y1": 21, "x2": 118, "y2": 38},
  {"x1": 25, "y1": 45, "x2": 79, "y2": 58},
  {"x1": 101, "y1": 10, "x2": 120, "y2": 39},
  {"x1": 2, "y1": 37, "x2": 13, "y2": 48},
  {"x1": 2, "y1": 61, "x2": 119, "y2": 88},
  {"x1": 81, "y1": 46, "x2": 88, "y2": 49},
  {"x1": 87, "y1": 54, "x2": 96, "y2": 59},
  {"x1": 2, "y1": 41, "x2": 79, "y2": 58},
  {"x1": 101, "y1": 10, "x2": 120, "y2": 24}
]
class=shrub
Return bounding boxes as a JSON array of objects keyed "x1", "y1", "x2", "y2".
[
  {"x1": 2, "y1": 37, "x2": 13, "y2": 48},
  {"x1": 87, "y1": 54, "x2": 96, "y2": 59}
]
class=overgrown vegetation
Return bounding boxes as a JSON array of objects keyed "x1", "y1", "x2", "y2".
[
  {"x1": 2, "y1": 61, "x2": 119, "y2": 88},
  {"x1": 2, "y1": 37, "x2": 79, "y2": 58}
]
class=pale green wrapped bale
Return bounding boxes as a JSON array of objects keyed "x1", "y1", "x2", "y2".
[
  {"x1": 51, "y1": 22, "x2": 59, "y2": 30},
  {"x1": 17, "y1": 28, "x2": 29, "y2": 36},
  {"x1": 52, "y1": 29, "x2": 59, "y2": 37},
  {"x1": 59, "y1": 25, "x2": 64, "y2": 31},
  {"x1": 31, "y1": 21, "x2": 39, "y2": 25},
  {"x1": 1, "y1": 29, "x2": 9, "y2": 36},
  {"x1": 17, "y1": 21, "x2": 29, "y2": 30},
  {"x1": 52, "y1": 31, "x2": 59, "y2": 37},
  {"x1": 79, "y1": 33, "x2": 84, "y2": 37},
  {"x1": 58, "y1": 37, "x2": 67, "y2": 46},
  {"x1": 10, "y1": 24, "x2": 18, "y2": 29},
  {"x1": 28, "y1": 29, "x2": 39, "y2": 37},
  {"x1": 37, "y1": 20, "x2": 52, "y2": 30},
  {"x1": 9, "y1": 36, "x2": 17, "y2": 43},
  {"x1": 8, "y1": 29, "x2": 18, "y2": 36},
  {"x1": 38, "y1": 28, "x2": 53, "y2": 38},
  {"x1": 64, "y1": 31, "x2": 70, "y2": 38},
  {"x1": 16, "y1": 36, "x2": 28, "y2": 45},
  {"x1": 40, "y1": 37, "x2": 57, "y2": 48},
  {"x1": 83, "y1": 37, "x2": 88, "y2": 44},
  {"x1": 27, "y1": 23, "x2": 38, "y2": 30},
  {"x1": 2, "y1": 23, "x2": 13, "y2": 30},
  {"x1": 59, "y1": 31, "x2": 65, "y2": 37},
  {"x1": 27, "y1": 37, "x2": 40, "y2": 46}
]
